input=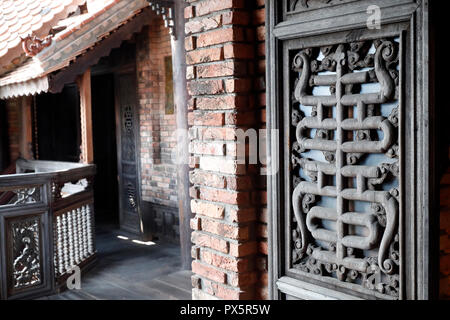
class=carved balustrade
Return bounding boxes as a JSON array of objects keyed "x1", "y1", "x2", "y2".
[{"x1": 0, "y1": 159, "x2": 96, "y2": 299}]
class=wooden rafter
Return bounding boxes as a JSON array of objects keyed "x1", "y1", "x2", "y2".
[
  {"x1": 48, "y1": 8, "x2": 155, "y2": 94},
  {"x1": 77, "y1": 69, "x2": 93, "y2": 164}
]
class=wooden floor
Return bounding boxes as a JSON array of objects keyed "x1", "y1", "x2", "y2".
[{"x1": 40, "y1": 225, "x2": 192, "y2": 300}]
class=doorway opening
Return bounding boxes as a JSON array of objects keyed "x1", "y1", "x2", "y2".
[
  {"x1": 34, "y1": 84, "x2": 81, "y2": 162},
  {"x1": 48, "y1": 34, "x2": 189, "y2": 299},
  {"x1": 91, "y1": 73, "x2": 119, "y2": 227}
]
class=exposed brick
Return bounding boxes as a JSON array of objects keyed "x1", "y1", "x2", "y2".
[
  {"x1": 197, "y1": 27, "x2": 244, "y2": 48},
  {"x1": 197, "y1": 61, "x2": 247, "y2": 78},
  {"x1": 208, "y1": 281, "x2": 253, "y2": 300},
  {"x1": 192, "y1": 231, "x2": 229, "y2": 253},
  {"x1": 256, "y1": 286, "x2": 269, "y2": 300},
  {"x1": 190, "y1": 186, "x2": 200, "y2": 199},
  {"x1": 198, "y1": 127, "x2": 238, "y2": 141},
  {"x1": 188, "y1": 79, "x2": 225, "y2": 96},
  {"x1": 258, "y1": 240, "x2": 268, "y2": 255},
  {"x1": 256, "y1": 25, "x2": 265, "y2": 41},
  {"x1": 190, "y1": 170, "x2": 227, "y2": 188},
  {"x1": 441, "y1": 254, "x2": 450, "y2": 276},
  {"x1": 201, "y1": 219, "x2": 249, "y2": 240},
  {"x1": 225, "y1": 111, "x2": 257, "y2": 125},
  {"x1": 225, "y1": 78, "x2": 253, "y2": 93},
  {"x1": 187, "y1": 0, "x2": 267, "y2": 301},
  {"x1": 199, "y1": 187, "x2": 250, "y2": 205},
  {"x1": 226, "y1": 176, "x2": 253, "y2": 190},
  {"x1": 196, "y1": 0, "x2": 245, "y2": 17},
  {"x1": 185, "y1": 15, "x2": 222, "y2": 34},
  {"x1": 192, "y1": 246, "x2": 200, "y2": 259},
  {"x1": 137, "y1": 20, "x2": 177, "y2": 208},
  {"x1": 191, "y1": 199, "x2": 225, "y2": 219},
  {"x1": 190, "y1": 217, "x2": 201, "y2": 231},
  {"x1": 228, "y1": 207, "x2": 257, "y2": 223},
  {"x1": 186, "y1": 47, "x2": 224, "y2": 65},
  {"x1": 228, "y1": 271, "x2": 258, "y2": 287},
  {"x1": 192, "y1": 275, "x2": 202, "y2": 289},
  {"x1": 224, "y1": 43, "x2": 255, "y2": 59},
  {"x1": 201, "y1": 250, "x2": 249, "y2": 272},
  {"x1": 185, "y1": 5, "x2": 195, "y2": 19},
  {"x1": 190, "y1": 112, "x2": 225, "y2": 126},
  {"x1": 199, "y1": 157, "x2": 246, "y2": 175},
  {"x1": 186, "y1": 65, "x2": 196, "y2": 79},
  {"x1": 256, "y1": 0, "x2": 266, "y2": 7},
  {"x1": 253, "y1": 7, "x2": 265, "y2": 25},
  {"x1": 193, "y1": 288, "x2": 220, "y2": 300},
  {"x1": 222, "y1": 11, "x2": 250, "y2": 25},
  {"x1": 185, "y1": 35, "x2": 196, "y2": 51},
  {"x1": 192, "y1": 260, "x2": 227, "y2": 283},
  {"x1": 228, "y1": 241, "x2": 258, "y2": 257},
  {"x1": 196, "y1": 95, "x2": 248, "y2": 111}
]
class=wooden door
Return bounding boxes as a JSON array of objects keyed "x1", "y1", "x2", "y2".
[
  {"x1": 115, "y1": 72, "x2": 143, "y2": 235},
  {"x1": 267, "y1": 0, "x2": 437, "y2": 300}
]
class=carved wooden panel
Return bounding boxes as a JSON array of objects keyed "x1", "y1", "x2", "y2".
[
  {"x1": 290, "y1": 38, "x2": 400, "y2": 299},
  {"x1": 10, "y1": 216, "x2": 43, "y2": 290},
  {"x1": 267, "y1": 0, "x2": 433, "y2": 300},
  {"x1": 1, "y1": 208, "x2": 53, "y2": 300},
  {"x1": 116, "y1": 73, "x2": 142, "y2": 235}
]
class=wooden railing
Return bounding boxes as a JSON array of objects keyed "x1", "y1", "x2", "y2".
[
  {"x1": 0, "y1": 162, "x2": 16, "y2": 205},
  {"x1": 0, "y1": 159, "x2": 96, "y2": 300}
]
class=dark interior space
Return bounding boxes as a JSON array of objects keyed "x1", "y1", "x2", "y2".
[
  {"x1": 0, "y1": 100, "x2": 9, "y2": 171},
  {"x1": 34, "y1": 84, "x2": 81, "y2": 162},
  {"x1": 91, "y1": 73, "x2": 119, "y2": 226}
]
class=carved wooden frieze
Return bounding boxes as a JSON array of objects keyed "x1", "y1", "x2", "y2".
[
  {"x1": 289, "y1": 0, "x2": 357, "y2": 12},
  {"x1": 147, "y1": 1, "x2": 176, "y2": 38},
  {"x1": 290, "y1": 38, "x2": 400, "y2": 298},
  {"x1": 13, "y1": 187, "x2": 41, "y2": 205}
]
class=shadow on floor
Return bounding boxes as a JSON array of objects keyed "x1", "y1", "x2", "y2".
[{"x1": 41, "y1": 225, "x2": 192, "y2": 300}]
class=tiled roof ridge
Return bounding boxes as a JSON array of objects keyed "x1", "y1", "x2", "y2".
[{"x1": 0, "y1": 0, "x2": 87, "y2": 67}]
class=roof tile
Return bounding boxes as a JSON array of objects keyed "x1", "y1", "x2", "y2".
[{"x1": 0, "y1": 0, "x2": 86, "y2": 63}]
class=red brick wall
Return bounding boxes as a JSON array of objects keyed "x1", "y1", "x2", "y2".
[
  {"x1": 137, "y1": 14, "x2": 178, "y2": 208},
  {"x1": 185, "y1": 0, "x2": 268, "y2": 300},
  {"x1": 440, "y1": 167, "x2": 450, "y2": 299}
]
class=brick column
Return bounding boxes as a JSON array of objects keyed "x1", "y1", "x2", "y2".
[
  {"x1": 253, "y1": 0, "x2": 268, "y2": 300},
  {"x1": 440, "y1": 167, "x2": 450, "y2": 298},
  {"x1": 185, "y1": 0, "x2": 264, "y2": 300}
]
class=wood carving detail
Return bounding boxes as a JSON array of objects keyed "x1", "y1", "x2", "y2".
[
  {"x1": 11, "y1": 217, "x2": 42, "y2": 289},
  {"x1": 290, "y1": 0, "x2": 354, "y2": 12},
  {"x1": 13, "y1": 187, "x2": 41, "y2": 205},
  {"x1": 147, "y1": 1, "x2": 176, "y2": 38},
  {"x1": 21, "y1": 35, "x2": 52, "y2": 57},
  {"x1": 290, "y1": 38, "x2": 400, "y2": 298}
]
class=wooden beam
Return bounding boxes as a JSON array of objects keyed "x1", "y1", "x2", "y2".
[
  {"x1": 171, "y1": 1, "x2": 191, "y2": 270},
  {"x1": 19, "y1": 96, "x2": 33, "y2": 160},
  {"x1": 49, "y1": 9, "x2": 153, "y2": 94},
  {"x1": 77, "y1": 69, "x2": 94, "y2": 164}
]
